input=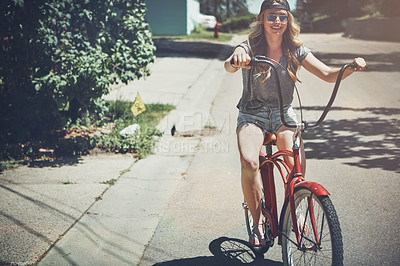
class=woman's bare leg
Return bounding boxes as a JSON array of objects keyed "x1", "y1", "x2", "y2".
[
  {"x1": 237, "y1": 123, "x2": 265, "y2": 244},
  {"x1": 276, "y1": 126, "x2": 306, "y2": 180}
]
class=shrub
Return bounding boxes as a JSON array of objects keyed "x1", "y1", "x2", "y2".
[
  {"x1": 220, "y1": 15, "x2": 256, "y2": 32},
  {"x1": 0, "y1": 0, "x2": 155, "y2": 148},
  {"x1": 0, "y1": 101, "x2": 176, "y2": 165}
]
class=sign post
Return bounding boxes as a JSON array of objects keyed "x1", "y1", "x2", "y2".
[{"x1": 131, "y1": 93, "x2": 146, "y2": 123}]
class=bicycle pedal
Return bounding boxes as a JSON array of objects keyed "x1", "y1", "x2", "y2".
[{"x1": 265, "y1": 229, "x2": 274, "y2": 247}]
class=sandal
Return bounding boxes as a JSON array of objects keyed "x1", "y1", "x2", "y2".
[{"x1": 249, "y1": 224, "x2": 267, "y2": 247}]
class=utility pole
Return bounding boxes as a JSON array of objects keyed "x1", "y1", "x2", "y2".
[
  {"x1": 227, "y1": 0, "x2": 231, "y2": 20},
  {"x1": 226, "y1": 0, "x2": 231, "y2": 32}
]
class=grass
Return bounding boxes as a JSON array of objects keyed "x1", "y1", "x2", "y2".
[
  {"x1": 313, "y1": 14, "x2": 329, "y2": 22},
  {"x1": 106, "y1": 100, "x2": 175, "y2": 129},
  {"x1": 101, "y1": 179, "x2": 117, "y2": 186},
  {"x1": 94, "y1": 101, "x2": 175, "y2": 158},
  {"x1": 153, "y1": 26, "x2": 234, "y2": 42},
  {"x1": 232, "y1": 28, "x2": 251, "y2": 35},
  {"x1": 0, "y1": 101, "x2": 176, "y2": 171},
  {"x1": 358, "y1": 12, "x2": 382, "y2": 20},
  {"x1": 0, "y1": 159, "x2": 22, "y2": 171}
]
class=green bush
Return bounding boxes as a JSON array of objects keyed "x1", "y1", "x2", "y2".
[
  {"x1": 366, "y1": 0, "x2": 400, "y2": 17},
  {"x1": 220, "y1": 15, "x2": 256, "y2": 32},
  {"x1": 312, "y1": 16, "x2": 345, "y2": 33},
  {"x1": 0, "y1": 0, "x2": 155, "y2": 147}
]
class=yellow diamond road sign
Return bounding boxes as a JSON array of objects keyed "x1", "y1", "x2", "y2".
[{"x1": 131, "y1": 93, "x2": 146, "y2": 116}]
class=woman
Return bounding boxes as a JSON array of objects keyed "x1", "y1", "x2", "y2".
[{"x1": 224, "y1": 0, "x2": 366, "y2": 246}]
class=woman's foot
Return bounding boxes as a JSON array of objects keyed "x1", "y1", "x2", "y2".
[{"x1": 249, "y1": 224, "x2": 266, "y2": 247}]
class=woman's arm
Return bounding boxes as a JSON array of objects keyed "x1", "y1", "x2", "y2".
[
  {"x1": 224, "y1": 46, "x2": 252, "y2": 73},
  {"x1": 302, "y1": 52, "x2": 366, "y2": 83}
]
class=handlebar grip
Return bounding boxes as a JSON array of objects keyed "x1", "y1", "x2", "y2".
[
  {"x1": 349, "y1": 62, "x2": 357, "y2": 68},
  {"x1": 229, "y1": 57, "x2": 257, "y2": 67},
  {"x1": 348, "y1": 62, "x2": 361, "y2": 70}
]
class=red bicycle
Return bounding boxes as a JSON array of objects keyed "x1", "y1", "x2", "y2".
[{"x1": 239, "y1": 55, "x2": 355, "y2": 265}]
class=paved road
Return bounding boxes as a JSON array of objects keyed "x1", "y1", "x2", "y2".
[{"x1": 139, "y1": 34, "x2": 400, "y2": 265}]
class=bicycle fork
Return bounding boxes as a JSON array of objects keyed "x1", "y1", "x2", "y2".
[{"x1": 295, "y1": 192, "x2": 323, "y2": 251}]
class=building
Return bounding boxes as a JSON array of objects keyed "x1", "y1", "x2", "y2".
[{"x1": 145, "y1": 0, "x2": 201, "y2": 36}]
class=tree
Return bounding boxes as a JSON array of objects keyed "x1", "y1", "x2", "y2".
[
  {"x1": 296, "y1": 0, "x2": 355, "y2": 18},
  {"x1": 199, "y1": 0, "x2": 248, "y2": 22},
  {"x1": 296, "y1": 0, "x2": 400, "y2": 18},
  {"x1": 0, "y1": 0, "x2": 155, "y2": 146},
  {"x1": 362, "y1": 0, "x2": 400, "y2": 17}
]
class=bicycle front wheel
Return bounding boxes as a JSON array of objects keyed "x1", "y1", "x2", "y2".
[{"x1": 281, "y1": 188, "x2": 343, "y2": 266}]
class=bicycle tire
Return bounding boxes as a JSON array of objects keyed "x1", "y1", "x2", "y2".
[{"x1": 281, "y1": 188, "x2": 343, "y2": 266}]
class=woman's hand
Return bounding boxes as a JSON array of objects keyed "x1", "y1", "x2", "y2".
[
  {"x1": 352, "y1": 57, "x2": 367, "y2": 71},
  {"x1": 225, "y1": 46, "x2": 252, "y2": 73},
  {"x1": 231, "y1": 46, "x2": 252, "y2": 69}
]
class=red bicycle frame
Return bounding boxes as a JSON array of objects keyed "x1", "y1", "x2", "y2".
[{"x1": 258, "y1": 133, "x2": 330, "y2": 247}]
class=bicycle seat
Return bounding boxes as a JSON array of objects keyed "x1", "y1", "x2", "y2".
[{"x1": 264, "y1": 133, "x2": 277, "y2": 145}]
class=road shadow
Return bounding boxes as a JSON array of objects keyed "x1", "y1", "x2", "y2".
[
  {"x1": 299, "y1": 106, "x2": 400, "y2": 173},
  {"x1": 153, "y1": 38, "x2": 400, "y2": 72},
  {"x1": 313, "y1": 52, "x2": 400, "y2": 72},
  {"x1": 0, "y1": 156, "x2": 83, "y2": 174},
  {"x1": 153, "y1": 237, "x2": 282, "y2": 266},
  {"x1": 153, "y1": 38, "x2": 233, "y2": 60},
  {"x1": 0, "y1": 179, "x2": 145, "y2": 265},
  {"x1": 27, "y1": 156, "x2": 82, "y2": 169}
]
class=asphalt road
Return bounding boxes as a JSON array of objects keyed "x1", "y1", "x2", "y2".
[{"x1": 139, "y1": 34, "x2": 400, "y2": 265}]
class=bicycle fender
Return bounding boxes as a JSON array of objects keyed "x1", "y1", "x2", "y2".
[
  {"x1": 294, "y1": 181, "x2": 330, "y2": 196},
  {"x1": 278, "y1": 181, "x2": 330, "y2": 245}
]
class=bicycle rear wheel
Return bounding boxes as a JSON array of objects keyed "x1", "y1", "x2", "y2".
[{"x1": 281, "y1": 188, "x2": 343, "y2": 266}]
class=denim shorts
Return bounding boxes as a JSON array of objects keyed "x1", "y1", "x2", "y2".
[{"x1": 237, "y1": 105, "x2": 298, "y2": 134}]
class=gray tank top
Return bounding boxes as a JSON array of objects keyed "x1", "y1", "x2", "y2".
[{"x1": 237, "y1": 42, "x2": 311, "y2": 114}]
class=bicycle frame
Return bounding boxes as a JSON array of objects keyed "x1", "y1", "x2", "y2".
[
  {"x1": 247, "y1": 56, "x2": 355, "y2": 248},
  {"x1": 259, "y1": 139, "x2": 330, "y2": 247}
]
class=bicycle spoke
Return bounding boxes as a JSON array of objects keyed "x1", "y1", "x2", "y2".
[
  {"x1": 282, "y1": 232, "x2": 300, "y2": 247},
  {"x1": 300, "y1": 234, "x2": 317, "y2": 246},
  {"x1": 321, "y1": 230, "x2": 331, "y2": 242},
  {"x1": 289, "y1": 248, "x2": 304, "y2": 265},
  {"x1": 292, "y1": 249, "x2": 332, "y2": 266},
  {"x1": 319, "y1": 212, "x2": 325, "y2": 244},
  {"x1": 299, "y1": 194, "x2": 312, "y2": 245}
]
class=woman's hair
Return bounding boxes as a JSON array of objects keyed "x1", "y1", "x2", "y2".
[{"x1": 248, "y1": 0, "x2": 303, "y2": 82}]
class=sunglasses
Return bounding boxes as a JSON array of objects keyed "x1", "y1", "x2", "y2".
[{"x1": 266, "y1": 14, "x2": 288, "y2": 22}]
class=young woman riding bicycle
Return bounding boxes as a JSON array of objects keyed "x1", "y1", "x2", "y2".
[{"x1": 224, "y1": 0, "x2": 366, "y2": 247}]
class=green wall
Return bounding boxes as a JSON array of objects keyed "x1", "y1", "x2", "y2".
[{"x1": 145, "y1": 0, "x2": 200, "y2": 35}]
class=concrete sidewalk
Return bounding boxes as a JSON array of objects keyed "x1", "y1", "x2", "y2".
[
  {"x1": 38, "y1": 59, "x2": 228, "y2": 265},
  {"x1": 0, "y1": 37, "x2": 237, "y2": 265}
]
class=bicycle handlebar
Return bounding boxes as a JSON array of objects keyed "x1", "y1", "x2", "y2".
[{"x1": 230, "y1": 55, "x2": 357, "y2": 129}]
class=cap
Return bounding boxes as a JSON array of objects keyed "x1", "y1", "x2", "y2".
[{"x1": 259, "y1": 0, "x2": 290, "y2": 13}]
